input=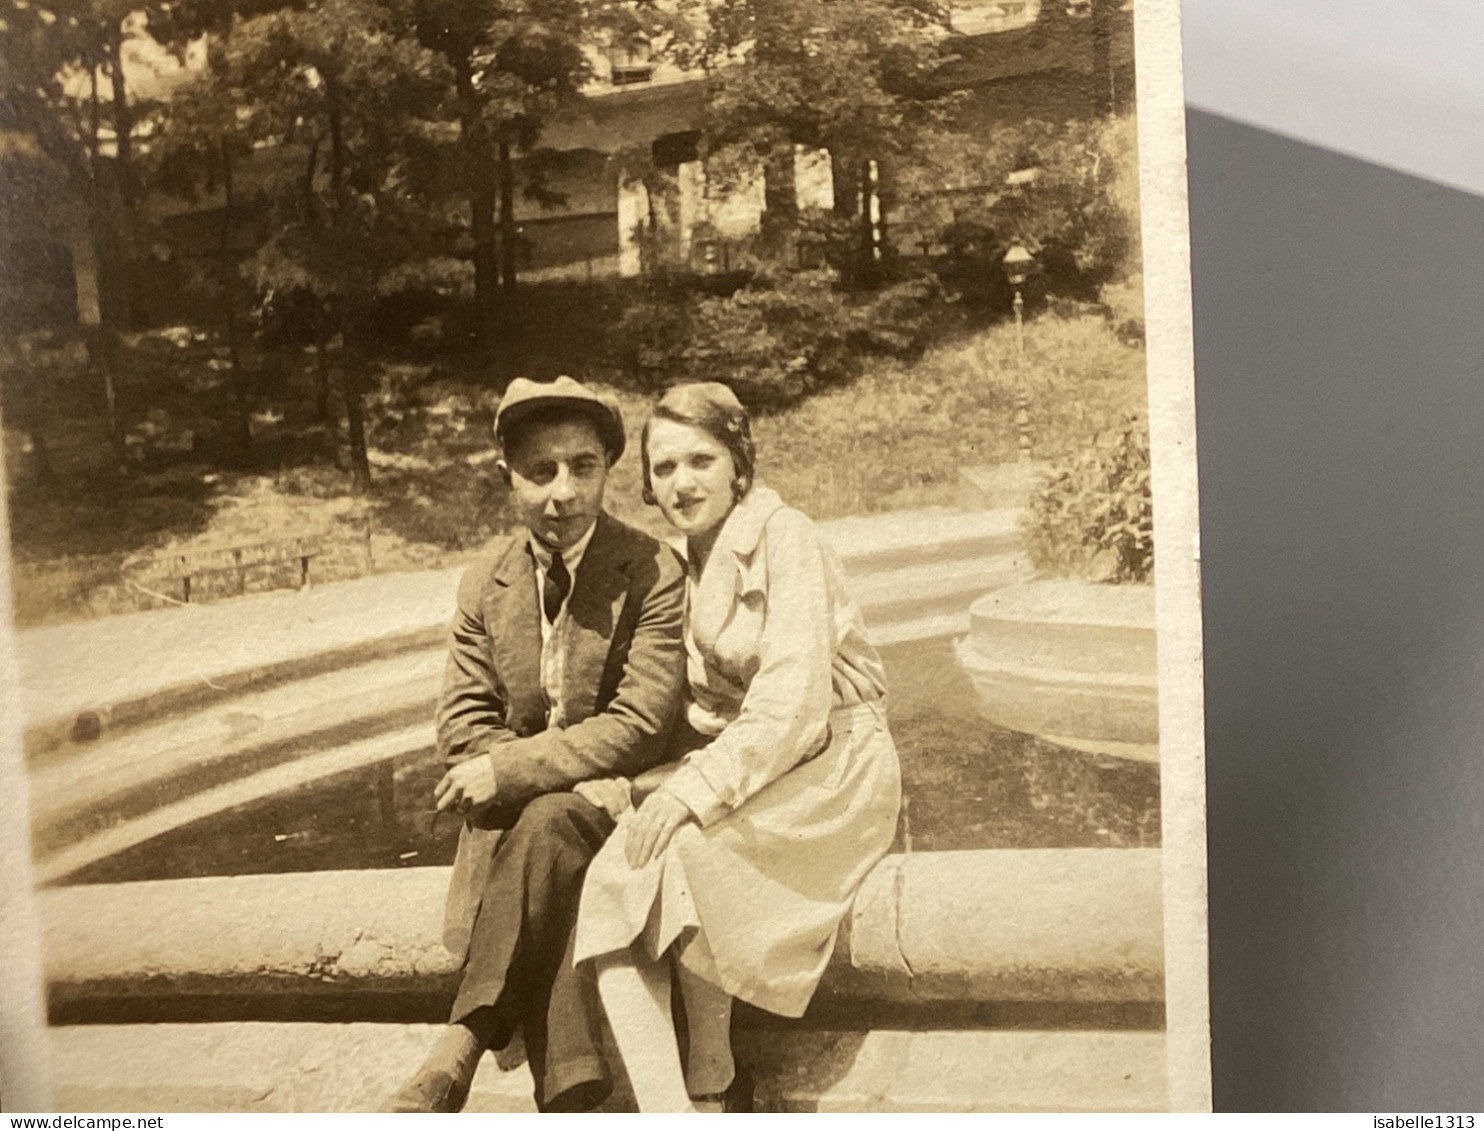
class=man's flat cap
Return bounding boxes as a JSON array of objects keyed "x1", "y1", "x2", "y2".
[{"x1": 494, "y1": 375, "x2": 626, "y2": 461}]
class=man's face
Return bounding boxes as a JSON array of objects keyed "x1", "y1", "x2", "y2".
[{"x1": 500, "y1": 418, "x2": 611, "y2": 553}]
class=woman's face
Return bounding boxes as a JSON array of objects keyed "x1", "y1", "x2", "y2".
[{"x1": 646, "y1": 417, "x2": 739, "y2": 539}]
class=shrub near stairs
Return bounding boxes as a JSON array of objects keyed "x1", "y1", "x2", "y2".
[{"x1": 1023, "y1": 421, "x2": 1153, "y2": 584}]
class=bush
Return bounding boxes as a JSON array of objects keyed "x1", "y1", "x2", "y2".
[
  {"x1": 609, "y1": 270, "x2": 947, "y2": 410},
  {"x1": 684, "y1": 272, "x2": 857, "y2": 407},
  {"x1": 900, "y1": 113, "x2": 1141, "y2": 312},
  {"x1": 850, "y1": 274, "x2": 947, "y2": 359},
  {"x1": 1024, "y1": 419, "x2": 1152, "y2": 584}
]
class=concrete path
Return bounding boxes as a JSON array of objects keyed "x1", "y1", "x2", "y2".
[
  {"x1": 50, "y1": 1022, "x2": 1169, "y2": 1112},
  {"x1": 18, "y1": 568, "x2": 460, "y2": 738}
]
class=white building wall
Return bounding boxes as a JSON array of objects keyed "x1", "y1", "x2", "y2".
[
  {"x1": 704, "y1": 161, "x2": 766, "y2": 240},
  {"x1": 795, "y1": 146, "x2": 835, "y2": 212},
  {"x1": 617, "y1": 175, "x2": 650, "y2": 278},
  {"x1": 676, "y1": 160, "x2": 706, "y2": 259}
]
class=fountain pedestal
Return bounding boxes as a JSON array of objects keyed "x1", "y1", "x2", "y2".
[{"x1": 955, "y1": 580, "x2": 1159, "y2": 763}]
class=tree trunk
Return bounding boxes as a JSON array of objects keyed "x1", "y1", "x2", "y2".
[
  {"x1": 87, "y1": 60, "x2": 102, "y2": 176},
  {"x1": 313, "y1": 314, "x2": 343, "y2": 468},
  {"x1": 454, "y1": 54, "x2": 498, "y2": 351},
  {"x1": 1090, "y1": 0, "x2": 1115, "y2": 115},
  {"x1": 85, "y1": 325, "x2": 128, "y2": 467},
  {"x1": 79, "y1": 63, "x2": 125, "y2": 464},
  {"x1": 302, "y1": 137, "x2": 321, "y2": 225},
  {"x1": 109, "y1": 30, "x2": 134, "y2": 205},
  {"x1": 831, "y1": 151, "x2": 858, "y2": 218},
  {"x1": 327, "y1": 85, "x2": 348, "y2": 212},
  {"x1": 325, "y1": 83, "x2": 366, "y2": 489},
  {"x1": 341, "y1": 343, "x2": 372, "y2": 493},
  {"x1": 496, "y1": 139, "x2": 520, "y2": 334},
  {"x1": 107, "y1": 26, "x2": 140, "y2": 328},
  {"x1": 89, "y1": 55, "x2": 124, "y2": 330},
  {"x1": 760, "y1": 144, "x2": 798, "y2": 257},
  {"x1": 315, "y1": 331, "x2": 334, "y2": 424},
  {"x1": 220, "y1": 140, "x2": 252, "y2": 462},
  {"x1": 828, "y1": 151, "x2": 869, "y2": 287}
]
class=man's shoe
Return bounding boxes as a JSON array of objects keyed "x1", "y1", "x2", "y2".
[{"x1": 382, "y1": 1068, "x2": 472, "y2": 1113}]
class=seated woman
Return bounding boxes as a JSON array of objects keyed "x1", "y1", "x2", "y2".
[{"x1": 572, "y1": 382, "x2": 902, "y2": 1112}]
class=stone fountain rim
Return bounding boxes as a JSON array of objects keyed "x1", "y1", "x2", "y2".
[{"x1": 970, "y1": 578, "x2": 1155, "y2": 628}]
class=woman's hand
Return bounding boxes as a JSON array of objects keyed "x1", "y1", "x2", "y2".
[
  {"x1": 625, "y1": 789, "x2": 696, "y2": 869},
  {"x1": 574, "y1": 777, "x2": 633, "y2": 821}
]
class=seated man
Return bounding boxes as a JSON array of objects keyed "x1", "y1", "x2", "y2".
[{"x1": 385, "y1": 376, "x2": 686, "y2": 1113}]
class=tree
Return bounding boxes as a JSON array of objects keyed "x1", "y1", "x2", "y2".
[
  {"x1": 896, "y1": 114, "x2": 1137, "y2": 310},
  {"x1": 0, "y1": 0, "x2": 160, "y2": 461},
  {"x1": 413, "y1": 0, "x2": 595, "y2": 348},
  {"x1": 681, "y1": 0, "x2": 951, "y2": 287},
  {"x1": 146, "y1": 63, "x2": 259, "y2": 459},
  {"x1": 195, "y1": 0, "x2": 446, "y2": 489}
]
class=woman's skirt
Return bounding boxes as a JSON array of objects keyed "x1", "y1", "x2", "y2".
[{"x1": 573, "y1": 700, "x2": 901, "y2": 1019}]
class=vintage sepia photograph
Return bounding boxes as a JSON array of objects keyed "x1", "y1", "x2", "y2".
[{"x1": 0, "y1": 0, "x2": 1206, "y2": 1112}]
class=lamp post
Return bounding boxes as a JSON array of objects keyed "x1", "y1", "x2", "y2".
[{"x1": 1002, "y1": 243, "x2": 1035, "y2": 461}]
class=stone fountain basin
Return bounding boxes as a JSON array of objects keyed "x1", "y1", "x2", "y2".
[{"x1": 954, "y1": 580, "x2": 1158, "y2": 762}]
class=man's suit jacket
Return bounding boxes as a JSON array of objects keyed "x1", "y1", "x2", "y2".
[{"x1": 437, "y1": 511, "x2": 687, "y2": 956}]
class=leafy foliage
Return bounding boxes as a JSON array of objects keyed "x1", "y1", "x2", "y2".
[
  {"x1": 1024, "y1": 418, "x2": 1152, "y2": 584},
  {"x1": 902, "y1": 113, "x2": 1139, "y2": 307},
  {"x1": 646, "y1": 0, "x2": 953, "y2": 285},
  {"x1": 689, "y1": 0, "x2": 948, "y2": 158},
  {"x1": 222, "y1": 0, "x2": 449, "y2": 300},
  {"x1": 609, "y1": 268, "x2": 942, "y2": 410},
  {"x1": 413, "y1": 0, "x2": 599, "y2": 341}
]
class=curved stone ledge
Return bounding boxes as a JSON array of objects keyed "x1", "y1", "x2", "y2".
[
  {"x1": 957, "y1": 580, "x2": 1159, "y2": 756},
  {"x1": 42, "y1": 849, "x2": 1164, "y2": 1014}
]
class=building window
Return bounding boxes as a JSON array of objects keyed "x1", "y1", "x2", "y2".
[{"x1": 608, "y1": 36, "x2": 654, "y2": 86}]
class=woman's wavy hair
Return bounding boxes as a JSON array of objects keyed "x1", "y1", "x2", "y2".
[{"x1": 640, "y1": 382, "x2": 756, "y2": 507}]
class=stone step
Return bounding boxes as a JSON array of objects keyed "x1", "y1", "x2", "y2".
[
  {"x1": 49, "y1": 1022, "x2": 1169, "y2": 1112},
  {"x1": 826, "y1": 507, "x2": 1025, "y2": 576},
  {"x1": 852, "y1": 550, "x2": 1035, "y2": 634},
  {"x1": 32, "y1": 724, "x2": 433, "y2": 887},
  {"x1": 28, "y1": 650, "x2": 443, "y2": 856},
  {"x1": 22, "y1": 510, "x2": 1027, "y2": 751},
  {"x1": 21, "y1": 572, "x2": 459, "y2": 754},
  {"x1": 42, "y1": 850, "x2": 1164, "y2": 1015},
  {"x1": 31, "y1": 543, "x2": 1015, "y2": 832},
  {"x1": 869, "y1": 609, "x2": 980, "y2": 648},
  {"x1": 28, "y1": 549, "x2": 1021, "y2": 877}
]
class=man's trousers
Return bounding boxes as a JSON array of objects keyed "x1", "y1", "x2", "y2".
[{"x1": 449, "y1": 791, "x2": 617, "y2": 1112}]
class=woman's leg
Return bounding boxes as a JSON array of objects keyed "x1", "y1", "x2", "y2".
[
  {"x1": 593, "y1": 949, "x2": 697, "y2": 1113},
  {"x1": 675, "y1": 962, "x2": 735, "y2": 1101}
]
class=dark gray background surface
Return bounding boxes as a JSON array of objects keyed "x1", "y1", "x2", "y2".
[{"x1": 1190, "y1": 108, "x2": 1484, "y2": 1111}]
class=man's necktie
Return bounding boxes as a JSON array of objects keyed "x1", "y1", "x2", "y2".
[{"x1": 543, "y1": 552, "x2": 571, "y2": 624}]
